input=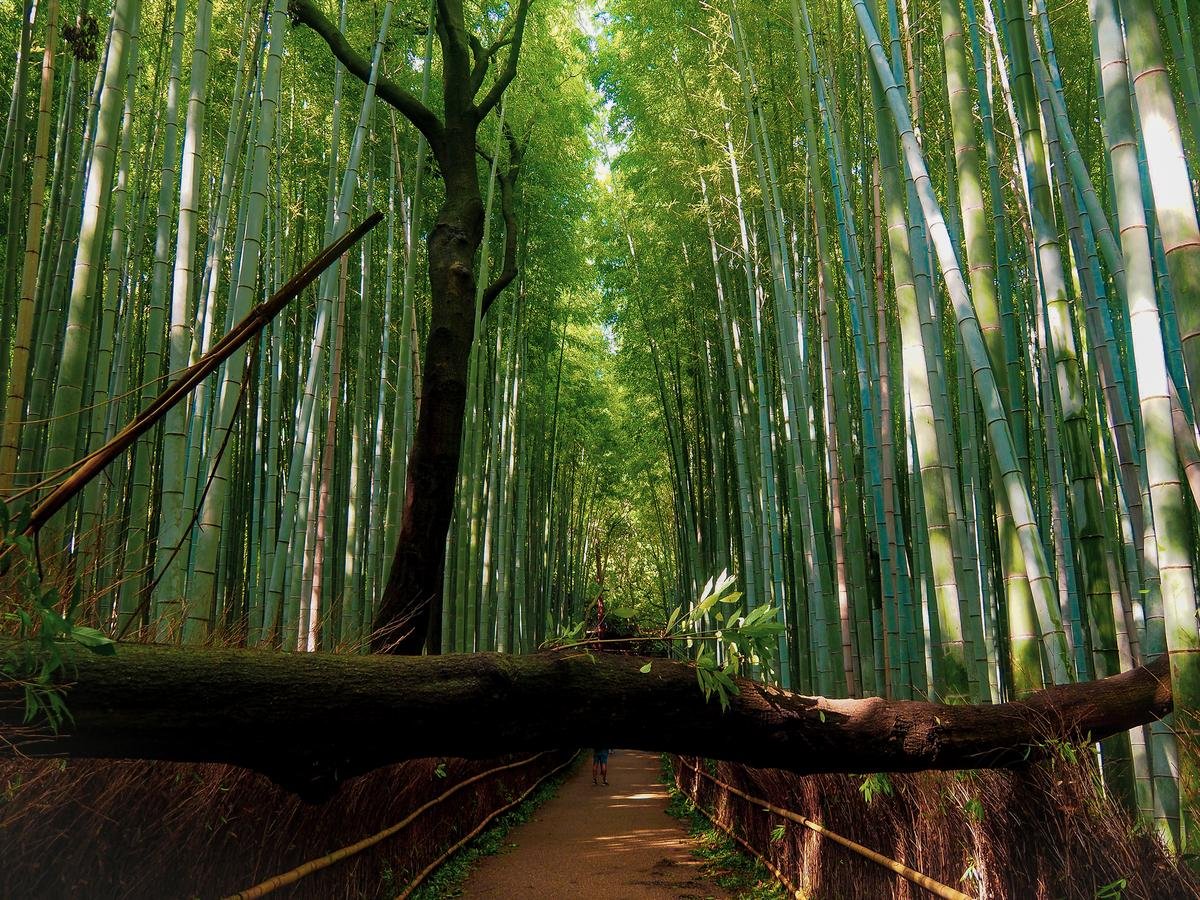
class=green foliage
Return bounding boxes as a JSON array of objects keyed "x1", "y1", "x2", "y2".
[
  {"x1": 858, "y1": 773, "x2": 894, "y2": 806},
  {"x1": 542, "y1": 620, "x2": 587, "y2": 649},
  {"x1": 548, "y1": 568, "x2": 785, "y2": 711},
  {"x1": 672, "y1": 569, "x2": 786, "y2": 711},
  {"x1": 963, "y1": 797, "x2": 985, "y2": 823},
  {"x1": 693, "y1": 649, "x2": 740, "y2": 712},
  {"x1": 0, "y1": 500, "x2": 115, "y2": 730},
  {"x1": 961, "y1": 858, "x2": 983, "y2": 889},
  {"x1": 1095, "y1": 877, "x2": 1128, "y2": 899},
  {"x1": 1040, "y1": 737, "x2": 1084, "y2": 766}
]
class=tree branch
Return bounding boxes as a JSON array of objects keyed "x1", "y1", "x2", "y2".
[
  {"x1": 469, "y1": 17, "x2": 518, "y2": 98},
  {"x1": 482, "y1": 125, "x2": 524, "y2": 315},
  {"x1": 435, "y1": 0, "x2": 473, "y2": 115},
  {"x1": 474, "y1": 0, "x2": 533, "y2": 120},
  {"x1": 489, "y1": 34, "x2": 515, "y2": 57},
  {"x1": 0, "y1": 642, "x2": 1174, "y2": 802},
  {"x1": 469, "y1": 32, "x2": 488, "y2": 95},
  {"x1": 289, "y1": 0, "x2": 444, "y2": 151}
]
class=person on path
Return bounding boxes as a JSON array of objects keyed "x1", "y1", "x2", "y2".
[{"x1": 592, "y1": 748, "x2": 610, "y2": 785}]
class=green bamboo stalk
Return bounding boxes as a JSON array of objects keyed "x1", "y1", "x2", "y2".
[
  {"x1": 1, "y1": 1, "x2": 36, "y2": 400},
  {"x1": 867, "y1": 36, "x2": 970, "y2": 702},
  {"x1": 1119, "y1": 0, "x2": 1200, "y2": 433},
  {"x1": 155, "y1": 0, "x2": 222, "y2": 637},
  {"x1": 44, "y1": 0, "x2": 141, "y2": 511},
  {"x1": 853, "y1": 0, "x2": 1073, "y2": 686},
  {"x1": 1093, "y1": 0, "x2": 1199, "y2": 850},
  {"x1": 182, "y1": 0, "x2": 271, "y2": 643},
  {"x1": 264, "y1": 2, "x2": 391, "y2": 640},
  {"x1": 0, "y1": 0, "x2": 58, "y2": 494}
]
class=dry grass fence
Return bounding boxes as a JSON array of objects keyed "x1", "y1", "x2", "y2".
[
  {"x1": 672, "y1": 754, "x2": 1200, "y2": 899},
  {"x1": 0, "y1": 750, "x2": 575, "y2": 898}
]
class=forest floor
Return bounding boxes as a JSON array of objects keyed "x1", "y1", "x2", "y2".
[{"x1": 457, "y1": 750, "x2": 734, "y2": 899}]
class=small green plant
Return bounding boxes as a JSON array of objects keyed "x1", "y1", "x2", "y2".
[
  {"x1": 553, "y1": 620, "x2": 587, "y2": 646},
  {"x1": 770, "y1": 822, "x2": 786, "y2": 842},
  {"x1": 378, "y1": 863, "x2": 397, "y2": 898},
  {"x1": 961, "y1": 858, "x2": 983, "y2": 887},
  {"x1": 3, "y1": 772, "x2": 25, "y2": 803},
  {"x1": 0, "y1": 498, "x2": 116, "y2": 730},
  {"x1": 1041, "y1": 736, "x2": 1081, "y2": 765},
  {"x1": 1096, "y1": 877, "x2": 1127, "y2": 899},
  {"x1": 858, "y1": 772, "x2": 893, "y2": 805}
]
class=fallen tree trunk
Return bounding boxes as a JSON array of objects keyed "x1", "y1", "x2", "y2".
[{"x1": 0, "y1": 643, "x2": 1173, "y2": 800}]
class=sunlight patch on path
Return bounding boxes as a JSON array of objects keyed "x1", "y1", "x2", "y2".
[{"x1": 458, "y1": 750, "x2": 730, "y2": 899}]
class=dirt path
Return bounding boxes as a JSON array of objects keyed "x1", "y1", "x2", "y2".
[{"x1": 458, "y1": 750, "x2": 731, "y2": 899}]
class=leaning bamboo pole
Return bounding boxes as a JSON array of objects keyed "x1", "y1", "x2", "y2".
[
  {"x1": 867, "y1": 49, "x2": 969, "y2": 703},
  {"x1": 19, "y1": 213, "x2": 384, "y2": 541}
]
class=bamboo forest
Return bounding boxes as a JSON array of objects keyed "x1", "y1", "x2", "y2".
[{"x1": 3, "y1": 0, "x2": 1200, "y2": 894}]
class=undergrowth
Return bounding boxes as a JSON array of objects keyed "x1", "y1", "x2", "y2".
[
  {"x1": 660, "y1": 755, "x2": 788, "y2": 900},
  {"x1": 395, "y1": 755, "x2": 580, "y2": 899},
  {"x1": 0, "y1": 498, "x2": 116, "y2": 730}
]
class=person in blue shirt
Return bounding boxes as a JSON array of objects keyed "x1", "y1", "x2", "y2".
[{"x1": 592, "y1": 748, "x2": 610, "y2": 785}]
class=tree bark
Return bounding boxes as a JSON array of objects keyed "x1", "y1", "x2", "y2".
[
  {"x1": 372, "y1": 173, "x2": 485, "y2": 654},
  {"x1": 0, "y1": 642, "x2": 1173, "y2": 801}
]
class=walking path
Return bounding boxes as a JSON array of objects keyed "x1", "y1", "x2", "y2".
[{"x1": 458, "y1": 750, "x2": 731, "y2": 899}]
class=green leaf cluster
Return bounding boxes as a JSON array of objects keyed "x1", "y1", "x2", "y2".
[{"x1": 857, "y1": 772, "x2": 893, "y2": 806}]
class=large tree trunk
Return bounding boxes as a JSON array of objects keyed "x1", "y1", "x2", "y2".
[
  {"x1": 1, "y1": 642, "x2": 1172, "y2": 801},
  {"x1": 288, "y1": 0, "x2": 532, "y2": 655},
  {"x1": 373, "y1": 169, "x2": 484, "y2": 654}
]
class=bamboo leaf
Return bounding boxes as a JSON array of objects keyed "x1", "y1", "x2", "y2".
[{"x1": 70, "y1": 627, "x2": 117, "y2": 655}]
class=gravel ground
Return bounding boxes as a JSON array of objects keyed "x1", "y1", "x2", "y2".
[{"x1": 458, "y1": 750, "x2": 731, "y2": 899}]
